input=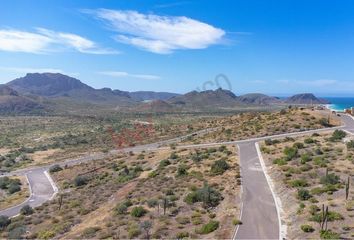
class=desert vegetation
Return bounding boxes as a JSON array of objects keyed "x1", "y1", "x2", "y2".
[
  {"x1": 0, "y1": 176, "x2": 29, "y2": 210},
  {"x1": 0, "y1": 145, "x2": 241, "y2": 239},
  {"x1": 261, "y1": 130, "x2": 354, "y2": 239},
  {"x1": 182, "y1": 108, "x2": 340, "y2": 144}
]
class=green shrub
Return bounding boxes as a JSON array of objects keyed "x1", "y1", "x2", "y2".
[
  {"x1": 130, "y1": 206, "x2": 147, "y2": 218},
  {"x1": 74, "y1": 175, "x2": 89, "y2": 187},
  {"x1": 301, "y1": 224, "x2": 314, "y2": 233},
  {"x1": 20, "y1": 205, "x2": 34, "y2": 215},
  {"x1": 197, "y1": 220, "x2": 219, "y2": 234},
  {"x1": 210, "y1": 159, "x2": 229, "y2": 175},
  {"x1": 128, "y1": 224, "x2": 141, "y2": 239},
  {"x1": 300, "y1": 154, "x2": 311, "y2": 164},
  {"x1": 232, "y1": 219, "x2": 242, "y2": 225},
  {"x1": 176, "y1": 232, "x2": 189, "y2": 239},
  {"x1": 293, "y1": 142, "x2": 304, "y2": 149},
  {"x1": 159, "y1": 159, "x2": 171, "y2": 168},
  {"x1": 273, "y1": 158, "x2": 287, "y2": 166},
  {"x1": 290, "y1": 179, "x2": 308, "y2": 188},
  {"x1": 330, "y1": 130, "x2": 346, "y2": 141},
  {"x1": 320, "y1": 230, "x2": 340, "y2": 239},
  {"x1": 176, "y1": 217, "x2": 190, "y2": 225},
  {"x1": 284, "y1": 147, "x2": 298, "y2": 161},
  {"x1": 304, "y1": 138, "x2": 315, "y2": 144},
  {"x1": 8, "y1": 183, "x2": 21, "y2": 194},
  {"x1": 49, "y1": 164, "x2": 63, "y2": 173},
  {"x1": 37, "y1": 230, "x2": 55, "y2": 240},
  {"x1": 184, "y1": 183, "x2": 223, "y2": 208},
  {"x1": 176, "y1": 165, "x2": 188, "y2": 176},
  {"x1": 347, "y1": 140, "x2": 354, "y2": 149},
  {"x1": 0, "y1": 215, "x2": 10, "y2": 230},
  {"x1": 309, "y1": 211, "x2": 344, "y2": 223},
  {"x1": 320, "y1": 173, "x2": 340, "y2": 185},
  {"x1": 298, "y1": 188, "x2": 311, "y2": 200}
]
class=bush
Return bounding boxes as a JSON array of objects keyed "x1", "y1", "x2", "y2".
[
  {"x1": 176, "y1": 165, "x2": 188, "y2": 176},
  {"x1": 301, "y1": 224, "x2": 314, "y2": 233},
  {"x1": 20, "y1": 205, "x2": 34, "y2": 215},
  {"x1": 310, "y1": 211, "x2": 344, "y2": 223},
  {"x1": 184, "y1": 183, "x2": 223, "y2": 208},
  {"x1": 330, "y1": 130, "x2": 346, "y2": 141},
  {"x1": 159, "y1": 159, "x2": 171, "y2": 168},
  {"x1": 298, "y1": 188, "x2": 311, "y2": 200},
  {"x1": 320, "y1": 173, "x2": 340, "y2": 185},
  {"x1": 49, "y1": 164, "x2": 63, "y2": 173},
  {"x1": 176, "y1": 232, "x2": 189, "y2": 239},
  {"x1": 197, "y1": 220, "x2": 219, "y2": 234},
  {"x1": 232, "y1": 219, "x2": 242, "y2": 225},
  {"x1": 74, "y1": 175, "x2": 89, "y2": 187},
  {"x1": 290, "y1": 179, "x2": 309, "y2": 187},
  {"x1": 320, "y1": 230, "x2": 340, "y2": 239},
  {"x1": 37, "y1": 230, "x2": 55, "y2": 239},
  {"x1": 347, "y1": 140, "x2": 354, "y2": 149},
  {"x1": 128, "y1": 224, "x2": 141, "y2": 238},
  {"x1": 304, "y1": 138, "x2": 315, "y2": 144},
  {"x1": 0, "y1": 215, "x2": 10, "y2": 230},
  {"x1": 115, "y1": 203, "x2": 128, "y2": 215},
  {"x1": 8, "y1": 182, "x2": 21, "y2": 194},
  {"x1": 130, "y1": 206, "x2": 147, "y2": 218},
  {"x1": 300, "y1": 154, "x2": 311, "y2": 164},
  {"x1": 284, "y1": 147, "x2": 298, "y2": 161},
  {"x1": 293, "y1": 142, "x2": 304, "y2": 149},
  {"x1": 210, "y1": 159, "x2": 229, "y2": 175}
]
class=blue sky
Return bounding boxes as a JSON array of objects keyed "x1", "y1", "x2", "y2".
[{"x1": 1, "y1": 0, "x2": 354, "y2": 96}]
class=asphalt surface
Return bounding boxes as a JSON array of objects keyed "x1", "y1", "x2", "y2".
[
  {"x1": 0, "y1": 169, "x2": 56, "y2": 217},
  {"x1": 235, "y1": 142, "x2": 279, "y2": 239},
  {"x1": 1, "y1": 112, "x2": 353, "y2": 238}
]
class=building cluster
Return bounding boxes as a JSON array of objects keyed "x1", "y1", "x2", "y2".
[{"x1": 344, "y1": 107, "x2": 354, "y2": 115}]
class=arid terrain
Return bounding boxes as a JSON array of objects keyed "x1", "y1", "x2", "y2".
[{"x1": 261, "y1": 130, "x2": 354, "y2": 239}]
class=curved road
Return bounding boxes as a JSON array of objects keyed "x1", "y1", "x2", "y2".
[{"x1": 1, "y1": 114, "x2": 353, "y2": 240}]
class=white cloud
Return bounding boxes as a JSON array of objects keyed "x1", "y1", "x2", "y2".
[
  {"x1": 88, "y1": 9, "x2": 225, "y2": 54},
  {"x1": 98, "y1": 71, "x2": 160, "y2": 80},
  {"x1": 0, "y1": 28, "x2": 118, "y2": 54},
  {"x1": 277, "y1": 79, "x2": 338, "y2": 87}
]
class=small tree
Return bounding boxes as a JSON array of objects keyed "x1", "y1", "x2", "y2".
[
  {"x1": 140, "y1": 221, "x2": 152, "y2": 239},
  {"x1": 20, "y1": 205, "x2": 34, "y2": 215},
  {"x1": 0, "y1": 215, "x2": 10, "y2": 230}
]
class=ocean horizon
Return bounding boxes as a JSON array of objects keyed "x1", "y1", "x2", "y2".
[{"x1": 324, "y1": 97, "x2": 354, "y2": 111}]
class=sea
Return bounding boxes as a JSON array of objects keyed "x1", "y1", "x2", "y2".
[{"x1": 325, "y1": 97, "x2": 354, "y2": 111}]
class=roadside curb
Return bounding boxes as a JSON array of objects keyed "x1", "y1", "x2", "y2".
[
  {"x1": 44, "y1": 170, "x2": 59, "y2": 200},
  {"x1": 232, "y1": 144, "x2": 244, "y2": 240},
  {"x1": 255, "y1": 142, "x2": 287, "y2": 240}
]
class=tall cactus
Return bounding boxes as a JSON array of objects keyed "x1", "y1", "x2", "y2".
[
  {"x1": 346, "y1": 176, "x2": 350, "y2": 200},
  {"x1": 320, "y1": 205, "x2": 329, "y2": 231}
]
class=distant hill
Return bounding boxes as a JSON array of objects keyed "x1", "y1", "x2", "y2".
[
  {"x1": 236, "y1": 93, "x2": 281, "y2": 105},
  {"x1": 285, "y1": 93, "x2": 330, "y2": 104},
  {"x1": 7, "y1": 73, "x2": 136, "y2": 107},
  {"x1": 168, "y1": 88, "x2": 238, "y2": 108},
  {"x1": 133, "y1": 100, "x2": 175, "y2": 112},
  {"x1": 7, "y1": 73, "x2": 93, "y2": 96},
  {"x1": 129, "y1": 91, "x2": 180, "y2": 101},
  {"x1": 0, "y1": 85, "x2": 45, "y2": 114}
]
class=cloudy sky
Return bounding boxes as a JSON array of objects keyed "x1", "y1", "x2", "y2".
[{"x1": 1, "y1": 0, "x2": 354, "y2": 96}]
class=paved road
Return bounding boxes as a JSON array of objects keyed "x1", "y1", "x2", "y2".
[
  {"x1": 233, "y1": 113, "x2": 353, "y2": 240},
  {"x1": 236, "y1": 142, "x2": 279, "y2": 239},
  {"x1": 2, "y1": 112, "x2": 353, "y2": 235},
  {"x1": 0, "y1": 169, "x2": 56, "y2": 217}
]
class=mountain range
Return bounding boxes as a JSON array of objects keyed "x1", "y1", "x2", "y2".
[{"x1": 0, "y1": 73, "x2": 329, "y2": 114}]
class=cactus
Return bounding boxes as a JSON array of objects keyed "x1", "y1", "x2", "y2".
[
  {"x1": 346, "y1": 176, "x2": 350, "y2": 200},
  {"x1": 320, "y1": 205, "x2": 329, "y2": 231}
]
